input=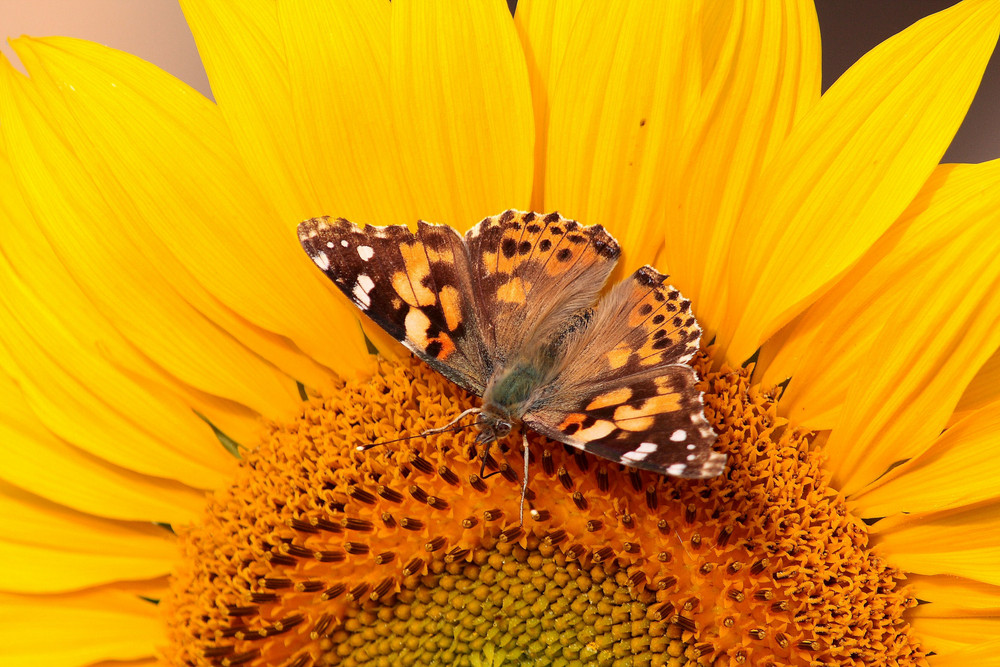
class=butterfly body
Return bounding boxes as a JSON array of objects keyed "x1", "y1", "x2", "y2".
[{"x1": 298, "y1": 210, "x2": 725, "y2": 484}]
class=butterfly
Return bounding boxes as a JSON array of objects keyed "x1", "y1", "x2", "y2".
[{"x1": 298, "y1": 210, "x2": 725, "y2": 521}]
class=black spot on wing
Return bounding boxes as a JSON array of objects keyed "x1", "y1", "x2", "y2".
[{"x1": 501, "y1": 238, "x2": 517, "y2": 258}]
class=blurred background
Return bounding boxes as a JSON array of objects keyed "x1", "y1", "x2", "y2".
[{"x1": 2, "y1": 0, "x2": 998, "y2": 163}]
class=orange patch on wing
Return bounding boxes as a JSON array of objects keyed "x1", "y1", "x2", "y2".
[
  {"x1": 585, "y1": 387, "x2": 633, "y2": 411},
  {"x1": 404, "y1": 308, "x2": 455, "y2": 359},
  {"x1": 606, "y1": 342, "x2": 632, "y2": 370},
  {"x1": 576, "y1": 419, "x2": 616, "y2": 441},
  {"x1": 399, "y1": 242, "x2": 435, "y2": 306},
  {"x1": 392, "y1": 271, "x2": 419, "y2": 307},
  {"x1": 497, "y1": 277, "x2": 528, "y2": 304},
  {"x1": 654, "y1": 375, "x2": 678, "y2": 391},
  {"x1": 557, "y1": 414, "x2": 586, "y2": 433},
  {"x1": 437, "y1": 285, "x2": 463, "y2": 331},
  {"x1": 404, "y1": 308, "x2": 432, "y2": 346},
  {"x1": 426, "y1": 246, "x2": 454, "y2": 264},
  {"x1": 480, "y1": 250, "x2": 498, "y2": 275},
  {"x1": 431, "y1": 332, "x2": 456, "y2": 359},
  {"x1": 640, "y1": 349, "x2": 666, "y2": 366},
  {"x1": 615, "y1": 416, "x2": 654, "y2": 432},
  {"x1": 614, "y1": 393, "x2": 680, "y2": 422}
]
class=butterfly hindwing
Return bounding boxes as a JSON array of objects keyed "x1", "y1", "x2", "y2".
[
  {"x1": 298, "y1": 216, "x2": 489, "y2": 394},
  {"x1": 524, "y1": 364, "x2": 723, "y2": 478},
  {"x1": 563, "y1": 265, "x2": 702, "y2": 382},
  {"x1": 466, "y1": 210, "x2": 620, "y2": 367},
  {"x1": 522, "y1": 265, "x2": 724, "y2": 478}
]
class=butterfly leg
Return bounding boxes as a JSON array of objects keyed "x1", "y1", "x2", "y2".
[
  {"x1": 519, "y1": 430, "x2": 530, "y2": 526},
  {"x1": 479, "y1": 440, "x2": 503, "y2": 479}
]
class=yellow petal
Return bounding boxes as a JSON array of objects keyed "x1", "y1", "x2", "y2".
[
  {"x1": 0, "y1": 586, "x2": 163, "y2": 666},
  {"x1": 0, "y1": 484, "x2": 175, "y2": 593},
  {"x1": 0, "y1": 53, "x2": 312, "y2": 416},
  {"x1": 10, "y1": 37, "x2": 369, "y2": 383},
  {"x1": 871, "y1": 502, "x2": 1000, "y2": 586},
  {"x1": 918, "y1": 623, "x2": 1000, "y2": 663},
  {"x1": 820, "y1": 186, "x2": 1000, "y2": 494},
  {"x1": 907, "y1": 574, "x2": 1000, "y2": 616},
  {"x1": 766, "y1": 159, "x2": 1000, "y2": 432},
  {"x1": 0, "y1": 368, "x2": 207, "y2": 524},
  {"x1": 180, "y1": 0, "x2": 321, "y2": 223},
  {"x1": 848, "y1": 400, "x2": 1000, "y2": 517},
  {"x1": 390, "y1": 0, "x2": 534, "y2": 227},
  {"x1": 543, "y1": 0, "x2": 698, "y2": 267},
  {"x1": 659, "y1": 1, "x2": 822, "y2": 341},
  {"x1": 513, "y1": 0, "x2": 585, "y2": 210},
  {"x1": 0, "y1": 149, "x2": 244, "y2": 496},
  {"x1": 0, "y1": 266, "x2": 234, "y2": 489},
  {"x1": 279, "y1": 0, "x2": 416, "y2": 227},
  {"x1": 0, "y1": 138, "x2": 259, "y2": 450},
  {"x1": 721, "y1": 0, "x2": 1000, "y2": 361},
  {"x1": 954, "y1": 347, "x2": 1000, "y2": 423}
]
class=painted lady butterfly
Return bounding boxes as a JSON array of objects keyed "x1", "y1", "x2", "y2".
[{"x1": 298, "y1": 210, "x2": 725, "y2": 520}]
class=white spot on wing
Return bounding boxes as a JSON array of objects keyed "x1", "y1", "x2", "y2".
[
  {"x1": 341, "y1": 239, "x2": 349, "y2": 247},
  {"x1": 622, "y1": 450, "x2": 648, "y2": 462},
  {"x1": 666, "y1": 463, "x2": 687, "y2": 476},
  {"x1": 313, "y1": 251, "x2": 330, "y2": 271},
  {"x1": 352, "y1": 284, "x2": 371, "y2": 308},
  {"x1": 636, "y1": 442, "x2": 657, "y2": 454},
  {"x1": 326, "y1": 241, "x2": 335, "y2": 248},
  {"x1": 670, "y1": 429, "x2": 687, "y2": 442},
  {"x1": 357, "y1": 245, "x2": 374, "y2": 261},
  {"x1": 352, "y1": 274, "x2": 375, "y2": 308}
]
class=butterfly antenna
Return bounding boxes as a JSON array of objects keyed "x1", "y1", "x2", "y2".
[{"x1": 357, "y1": 407, "x2": 482, "y2": 451}]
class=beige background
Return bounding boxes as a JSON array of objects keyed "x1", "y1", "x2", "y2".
[
  {"x1": 2, "y1": 0, "x2": 997, "y2": 163},
  {"x1": 2, "y1": 0, "x2": 210, "y2": 96}
]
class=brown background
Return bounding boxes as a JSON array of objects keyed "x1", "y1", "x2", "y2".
[{"x1": 2, "y1": 0, "x2": 997, "y2": 163}]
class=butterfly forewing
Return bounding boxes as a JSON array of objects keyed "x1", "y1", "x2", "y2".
[
  {"x1": 298, "y1": 216, "x2": 489, "y2": 394},
  {"x1": 466, "y1": 211, "x2": 620, "y2": 366}
]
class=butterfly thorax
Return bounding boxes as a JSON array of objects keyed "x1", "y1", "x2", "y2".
[
  {"x1": 478, "y1": 306, "x2": 594, "y2": 443},
  {"x1": 477, "y1": 360, "x2": 547, "y2": 439}
]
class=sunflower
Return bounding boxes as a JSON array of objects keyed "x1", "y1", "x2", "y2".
[{"x1": 2, "y1": 1, "x2": 999, "y2": 665}]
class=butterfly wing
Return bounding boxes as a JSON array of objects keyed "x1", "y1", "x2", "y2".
[
  {"x1": 466, "y1": 210, "x2": 620, "y2": 368},
  {"x1": 523, "y1": 266, "x2": 725, "y2": 478},
  {"x1": 298, "y1": 216, "x2": 490, "y2": 395}
]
